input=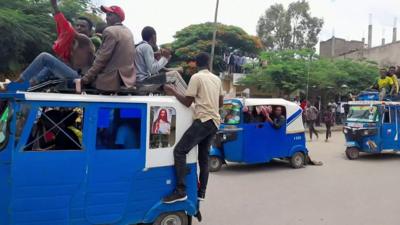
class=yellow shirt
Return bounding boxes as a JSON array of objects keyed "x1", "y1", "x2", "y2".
[
  {"x1": 186, "y1": 69, "x2": 223, "y2": 127},
  {"x1": 378, "y1": 77, "x2": 394, "y2": 90},
  {"x1": 389, "y1": 74, "x2": 399, "y2": 93}
]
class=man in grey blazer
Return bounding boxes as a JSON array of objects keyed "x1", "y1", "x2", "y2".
[{"x1": 77, "y1": 5, "x2": 136, "y2": 93}]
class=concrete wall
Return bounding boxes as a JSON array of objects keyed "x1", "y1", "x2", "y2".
[
  {"x1": 320, "y1": 38, "x2": 364, "y2": 58},
  {"x1": 339, "y1": 41, "x2": 400, "y2": 66}
]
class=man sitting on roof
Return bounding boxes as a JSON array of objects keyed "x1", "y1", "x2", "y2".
[
  {"x1": 374, "y1": 68, "x2": 395, "y2": 100},
  {"x1": 0, "y1": 0, "x2": 95, "y2": 91},
  {"x1": 135, "y1": 26, "x2": 187, "y2": 95},
  {"x1": 388, "y1": 66, "x2": 399, "y2": 95},
  {"x1": 75, "y1": 5, "x2": 136, "y2": 93}
]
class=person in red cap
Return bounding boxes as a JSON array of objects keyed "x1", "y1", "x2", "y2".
[
  {"x1": 1, "y1": 0, "x2": 96, "y2": 91},
  {"x1": 75, "y1": 5, "x2": 136, "y2": 92}
]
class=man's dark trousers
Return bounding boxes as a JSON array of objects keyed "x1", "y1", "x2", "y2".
[{"x1": 174, "y1": 119, "x2": 218, "y2": 196}]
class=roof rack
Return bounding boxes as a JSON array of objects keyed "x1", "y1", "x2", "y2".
[{"x1": 3, "y1": 80, "x2": 165, "y2": 96}]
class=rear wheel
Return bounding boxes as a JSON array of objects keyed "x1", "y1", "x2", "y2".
[
  {"x1": 346, "y1": 147, "x2": 360, "y2": 160},
  {"x1": 209, "y1": 156, "x2": 223, "y2": 172},
  {"x1": 290, "y1": 152, "x2": 305, "y2": 169},
  {"x1": 153, "y1": 212, "x2": 188, "y2": 225}
]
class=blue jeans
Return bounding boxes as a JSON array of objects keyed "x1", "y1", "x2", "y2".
[
  {"x1": 21, "y1": 53, "x2": 79, "y2": 84},
  {"x1": 32, "y1": 68, "x2": 52, "y2": 84}
]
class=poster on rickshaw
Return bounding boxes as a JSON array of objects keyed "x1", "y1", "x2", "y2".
[{"x1": 151, "y1": 107, "x2": 175, "y2": 135}]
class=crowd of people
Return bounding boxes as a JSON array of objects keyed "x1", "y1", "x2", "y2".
[
  {"x1": 224, "y1": 51, "x2": 260, "y2": 74},
  {"x1": 1, "y1": 0, "x2": 187, "y2": 95},
  {"x1": 299, "y1": 100, "x2": 343, "y2": 143}
]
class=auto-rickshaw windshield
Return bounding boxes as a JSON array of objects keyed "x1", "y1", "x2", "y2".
[
  {"x1": 347, "y1": 105, "x2": 378, "y2": 122},
  {"x1": 221, "y1": 103, "x2": 241, "y2": 125}
]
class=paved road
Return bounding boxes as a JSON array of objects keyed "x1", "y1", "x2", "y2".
[{"x1": 195, "y1": 132, "x2": 400, "y2": 225}]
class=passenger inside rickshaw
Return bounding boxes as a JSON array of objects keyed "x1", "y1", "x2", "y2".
[
  {"x1": 243, "y1": 105, "x2": 286, "y2": 129},
  {"x1": 24, "y1": 108, "x2": 83, "y2": 151},
  {"x1": 96, "y1": 108, "x2": 141, "y2": 150}
]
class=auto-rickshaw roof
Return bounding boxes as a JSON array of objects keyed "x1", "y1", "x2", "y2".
[
  {"x1": 348, "y1": 101, "x2": 400, "y2": 106},
  {"x1": 4, "y1": 91, "x2": 179, "y2": 104},
  {"x1": 225, "y1": 98, "x2": 300, "y2": 108}
]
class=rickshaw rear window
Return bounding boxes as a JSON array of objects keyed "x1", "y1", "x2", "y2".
[
  {"x1": 221, "y1": 103, "x2": 241, "y2": 125},
  {"x1": 347, "y1": 105, "x2": 378, "y2": 122}
]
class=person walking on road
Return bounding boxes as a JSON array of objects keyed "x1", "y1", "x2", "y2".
[
  {"x1": 305, "y1": 103, "x2": 319, "y2": 140},
  {"x1": 323, "y1": 105, "x2": 335, "y2": 142}
]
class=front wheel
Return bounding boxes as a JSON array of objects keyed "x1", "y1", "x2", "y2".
[
  {"x1": 346, "y1": 147, "x2": 360, "y2": 160},
  {"x1": 290, "y1": 152, "x2": 305, "y2": 169},
  {"x1": 153, "y1": 211, "x2": 188, "y2": 225},
  {"x1": 209, "y1": 156, "x2": 223, "y2": 172}
]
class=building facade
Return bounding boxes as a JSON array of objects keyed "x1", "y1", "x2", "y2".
[{"x1": 320, "y1": 37, "x2": 364, "y2": 58}]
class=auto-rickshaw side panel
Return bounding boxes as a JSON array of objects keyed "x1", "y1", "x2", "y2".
[
  {"x1": 220, "y1": 129, "x2": 244, "y2": 162},
  {"x1": 242, "y1": 122, "x2": 270, "y2": 163},
  {"x1": 136, "y1": 163, "x2": 198, "y2": 224},
  {"x1": 380, "y1": 106, "x2": 398, "y2": 150},
  {"x1": 10, "y1": 101, "x2": 89, "y2": 225}
]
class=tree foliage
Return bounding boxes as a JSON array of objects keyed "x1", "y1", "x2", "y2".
[
  {"x1": 240, "y1": 49, "x2": 379, "y2": 97},
  {"x1": 167, "y1": 23, "x2": 263, "y2": 76},
  {"x1": 0, "y1": 0, "x2": 100, "y2": 76},
  {"x1": 257, "y1": 0, "x2": 323, "y2": 50}
]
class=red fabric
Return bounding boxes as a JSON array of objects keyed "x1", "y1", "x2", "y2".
[
  {"x1": 101, "y1": 5, "x2": 125, "y2": 21},
  {"x1": 300, "y1": 101, "x2": 307, "y2": 110},
  {"x1": 52, "y1": 12, "x2": 76, "y2": 62},
  {"x1": 44, "y1": 131, "x2": 55, "y2": 143}
]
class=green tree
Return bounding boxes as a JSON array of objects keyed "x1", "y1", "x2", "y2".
[
  {"x1": 240, "y1": 49, "x2": 378, "y2": 97},
  {"x1": 167, "y1": 23, "x2": 263, "y2": 76},
  {"x1": 257, "y1": 0, "x2": 323, "y2": 50},
  {"x1": 0, "y1": 0, "x2": 100, "y2": 77}
]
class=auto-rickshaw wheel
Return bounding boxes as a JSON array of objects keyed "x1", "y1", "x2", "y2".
[
  {"x1": 209, "y1": 156, "x2": 223, "y2": 172},
  {"x1": 153, "y1": 211, "x2": 188, "y2": 225},
  {"x1": 346, "y1": 147, "x2": 360, "y2": 160},
  {"x1": 290, "y1": 152, "x2": 305, "y2": 169}
]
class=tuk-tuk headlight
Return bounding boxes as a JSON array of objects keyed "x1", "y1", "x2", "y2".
[
  {"x1": 222, "y1": 134, "x2": 227, "y2": 141},
  {"x1": 343, "y1": 128, "x2": 348, "y2": 134},
  {"x1": 363, "y1": 130, "x2": 369, "y2": 136}
]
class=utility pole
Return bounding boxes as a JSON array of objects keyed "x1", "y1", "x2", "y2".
[
  {"x1": 306, "y1": 53, "x2": 313, "y2": 101},
  {"x1": 210, "y1": 0, "x2": 220, "y2": 72}
]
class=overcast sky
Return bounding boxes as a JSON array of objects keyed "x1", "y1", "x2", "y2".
[{"x1": 99, "y1": 0, "x2": 400, "y2": 50}]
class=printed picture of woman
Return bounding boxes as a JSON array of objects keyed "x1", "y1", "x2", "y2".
[{"x1": 151, "y1": 108, "x2": 171, "y2": 135}]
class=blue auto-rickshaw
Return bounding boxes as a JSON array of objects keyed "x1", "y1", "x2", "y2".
[
  {"x1": 344, "y1": 91, "x2": 400, "y2": 159},
  {"x1": 0, "y1": 87, "x2": 200, "y2": 225},
  {"x1": 209, "y1": 98, "x2": 308, "y2": 172}
]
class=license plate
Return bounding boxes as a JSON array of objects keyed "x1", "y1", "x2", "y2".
[
  {"x1": 346, "y1": 141, "x2": 357, "y2": 147},
  {"x1": 347, "y1": 122, "x2": 363, "y2": 128}
]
